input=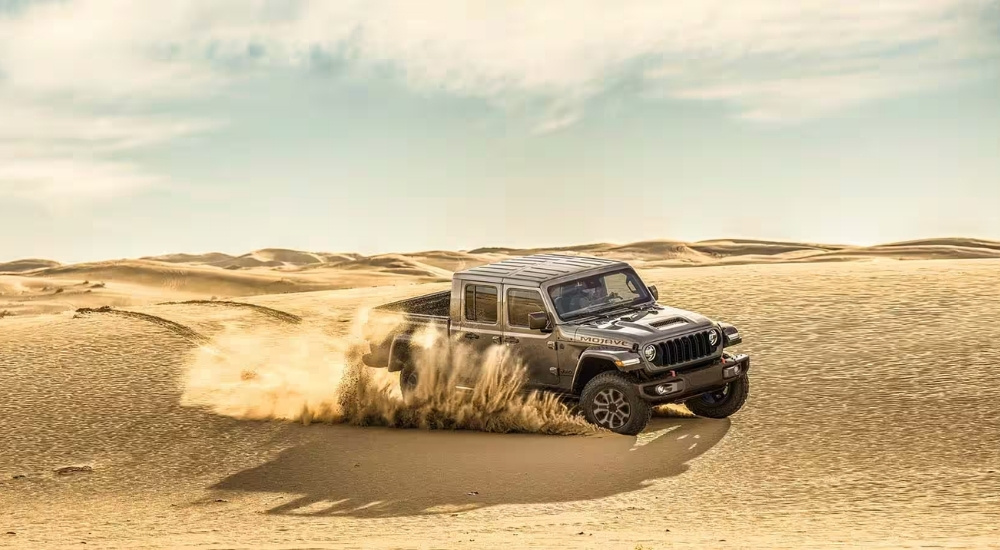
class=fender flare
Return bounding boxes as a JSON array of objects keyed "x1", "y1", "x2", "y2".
[
  {"x1": 387, "y1": 334, "x2": 415, "y2": 373},
  {"x1": 719, "y1": 322, "x2": 742, "y2": 347},
  {"x1": 572, "y1": 347, "x2": 644, "y2": 392}
]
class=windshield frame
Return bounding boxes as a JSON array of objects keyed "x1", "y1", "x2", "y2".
[{"x1": 544, "y1": 267, "x2": 654, "y2": 322}]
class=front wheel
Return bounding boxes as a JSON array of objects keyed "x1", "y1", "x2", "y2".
[
  {"x1": 580, "y1": 372, "x2": 652, "y2": 436},
  {"x1": 685, "y1": 375, "x2": 750, "y2": 418}
]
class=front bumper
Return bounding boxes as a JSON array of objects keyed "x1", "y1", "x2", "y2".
[{"x1": 636, "y1": 353, "x2": 750, "y2": 404}]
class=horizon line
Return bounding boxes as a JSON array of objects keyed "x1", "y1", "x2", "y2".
[{"x1": 3, "y1": 235, "x2": 999, "y2": 266}]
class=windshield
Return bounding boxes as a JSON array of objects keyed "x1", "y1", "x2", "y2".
[{"x1": 547, "y1": 268, "x2": 652, "y2": 321}]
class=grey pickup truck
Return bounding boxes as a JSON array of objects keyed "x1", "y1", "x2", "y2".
[{"x1": 360, "y1": 254, "x2": 750, "y2": 435}]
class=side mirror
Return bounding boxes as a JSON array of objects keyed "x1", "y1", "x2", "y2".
[
  {"x1": 648, "y1": 285, "x2": 659, "y2": 300},
  {"x1": 528, "y1": 311, "x2": 549, "y2": 331}
]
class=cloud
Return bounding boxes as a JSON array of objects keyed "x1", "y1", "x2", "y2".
[
  {"x1": 0, "y1": 94, "x2": 217, "y2": 203},
  {"x1": 0, "y1": 0, "x2": 997, "y2": 202},
  {"x1": 5, "y1": 1, "x2": 996, "y2": 113},
  {"x1": 236, "y1": 0, "x2": 999, "y2": 122},
  {"x1": 0, "y1": 1, "x2": 226, "y2": 203},
  {"x1": 0, "y1": 148, "x2": 163, "y2": 204},
  {"x1": 0, "y1": 97, "x2": 219, "y2": 151}
]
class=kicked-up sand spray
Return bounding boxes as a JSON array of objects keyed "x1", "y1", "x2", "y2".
[{"x1": 180, "y1": 310, "x2": 597, "y2": 435}]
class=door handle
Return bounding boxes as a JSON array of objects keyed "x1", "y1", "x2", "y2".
[
  {"x1": 504, "y1": 336, "x2": 520, "y2": 344},
  {"x1": 464, "y1": 333, "x2": 479, "y2": 340}
]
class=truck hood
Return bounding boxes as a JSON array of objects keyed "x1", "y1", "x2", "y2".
[{"x1": 565, "y1": 305, "x2": 716, "y2": 349}]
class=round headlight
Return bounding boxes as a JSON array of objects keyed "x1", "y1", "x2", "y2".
[
  {"x1": 642, "y1": 344, "x2": 657, "y2": 362},
  {"x1": 708, "y1": 330, "x2": 719, "y2": 346}
]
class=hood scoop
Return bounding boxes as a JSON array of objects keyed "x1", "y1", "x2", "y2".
[
  {"x1": 650, "y1": 317, "x2": 688, "y2": 329},
  {"x1": 589, "y1": 310, "x2": 694, "y2": 333}
]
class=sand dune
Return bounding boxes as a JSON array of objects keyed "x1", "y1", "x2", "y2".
[
  {"x1": 28, "y1": 238, "x2": 1000, "y2": 274},
  {"x1": 0, "y1": 258, "x2": 447, "y2": 317},
  {"x1": 0, "y1": 258, "x2": 61, "y2": 273},
  {"x1": 880, "y1": 237, "x2": 1000, "y2": 250},
  {"x1": 143, "y1": 249, "x2": 366, "y2": 269},
  {"x1": 140, "y1": 252, "x2": 239, "y2": 266},
  {"x1": 1, "y1": 258, "x2": 998, "y2": 548},
  {"x1": 21, "y1": 260, "x2": 335, "y2": 300},
  {"x1": 394, "y1": 250, "x2": 500, "y2": 273},
  {"x1": 456, "y1": 236, "x2": 1000, "y2": 267},
  {"x1": 3, "y1": 237, "x2": 999, "y2": 319},
  {"x1": 806, "y1": 243, "x2": 1000, "y2": 261},
  {"x1": 329, "y1": 254, "x2": 456, "y2": 279}
]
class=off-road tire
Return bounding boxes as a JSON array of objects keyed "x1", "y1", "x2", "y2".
[
  {"x1": 685, "y1": 375, "x2": 750, "y2": 418},
  {"x1": 580, "y1": 371, "x2": 652, "y2": 436},
  {"x1": 399, "y1": 366, "x2": 418, "y2": 399}
]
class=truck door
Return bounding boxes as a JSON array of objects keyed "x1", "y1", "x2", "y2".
[
  {"x1": 455, "y1": 281, "x2": 504, "y2": 385},
  {"x1": 502, "y1": 285, "x2": 561, "y2": 388}
]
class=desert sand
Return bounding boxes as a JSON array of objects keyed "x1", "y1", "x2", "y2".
[{"x1": 2, "y1": 239, "x2": 999, "y2": 549}]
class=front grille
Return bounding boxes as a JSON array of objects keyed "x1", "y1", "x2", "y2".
[{"x1": 656, "y1": 330, "x2": 719, "y2": 367}]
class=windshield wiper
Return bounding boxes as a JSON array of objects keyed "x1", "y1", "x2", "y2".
[
  {"x1": 566, "y1": 297, "x2": 650, "y2": 323},
  {"x1": 566, "y1": 307, "x2": 615, "y2": 323},
  {"x1": 580, "y1": 305, "x2": 636, "y2": 323}
]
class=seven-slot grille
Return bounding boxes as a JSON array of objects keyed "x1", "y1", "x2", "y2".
[{"x1": 656, "y1": 330, "x2": 720, "y2": 366}]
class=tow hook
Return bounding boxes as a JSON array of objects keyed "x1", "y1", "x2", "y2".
[{"x1": 722, "y1": 363, "x2": 742, "y2": 378}]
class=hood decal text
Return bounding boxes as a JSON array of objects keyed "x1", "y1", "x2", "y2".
[{"x1": 574, "y1": 335, "x2": 633, "y2": 348}]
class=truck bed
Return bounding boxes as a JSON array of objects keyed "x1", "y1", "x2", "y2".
[
  {"x1": 363, "y1": 290, "x2": 452, "y2": 370},
  {"x1": 374, "y1": 290, "x2": 451, "y2": 317}
]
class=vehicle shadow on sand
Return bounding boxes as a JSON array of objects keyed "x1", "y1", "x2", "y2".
[{"x1": 208, "y1": 416, "x2": 730, "y2": 518}]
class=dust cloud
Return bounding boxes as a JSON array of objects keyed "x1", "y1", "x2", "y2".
[{"x1": 180, "y1": 311, "x2": 596, "y2": 435}]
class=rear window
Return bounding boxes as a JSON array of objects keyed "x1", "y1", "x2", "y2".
[{"x1": 464, "y1": 284, "x2": 498, "y2": 324}]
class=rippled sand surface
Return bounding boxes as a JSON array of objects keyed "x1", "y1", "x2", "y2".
[{"x1": 2, "y1": 260, "x2": 998, "y2": 549}]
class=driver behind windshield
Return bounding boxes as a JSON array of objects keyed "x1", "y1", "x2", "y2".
[
  {"x1": 564, "y1": 277, "x2": 607, "y2": 312},
  {"x1": 549, "y1": 268, "x2": 650, "y2": 321}
]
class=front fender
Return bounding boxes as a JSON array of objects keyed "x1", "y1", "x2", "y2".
[
  {"x1": 578, "y1": 347, "x2": 645, "y2": 372},
  {"x1": 570, "y1": 346, "x2": 645, "y2": 394},
  {"x1": 719, "y1": 322, "x2": 742, "y2": 347}
]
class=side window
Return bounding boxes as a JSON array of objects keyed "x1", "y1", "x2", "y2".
[
  {"x1": 464, "y1": 284, "x2": 498, "y2": 324},
  {"x1": 507, "y1": 288, "x2": 546, "y2": 328}
]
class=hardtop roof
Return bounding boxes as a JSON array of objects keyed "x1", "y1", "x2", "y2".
[{"x1": 454, "y1": 254, "x2": 626, "y2": 285}]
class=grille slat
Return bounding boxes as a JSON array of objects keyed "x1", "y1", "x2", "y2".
[{"x1": 654, "y1": 329, "x2": 720, "y2": 367}]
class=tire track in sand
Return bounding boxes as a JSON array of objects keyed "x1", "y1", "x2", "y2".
[
  {"x1": 74, "y1": 306, "x2": 211, "y2": 345},
  {"x1": 156, "y1": 300, "x2": 302, "y2": 325}
]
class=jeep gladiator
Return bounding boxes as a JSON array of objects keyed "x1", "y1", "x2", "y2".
[{"x1": 360, "y1": 254, "x2": 750, "y2": 435}]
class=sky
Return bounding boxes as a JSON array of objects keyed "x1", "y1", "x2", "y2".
[{"x1": 1, "y1": 0, "x2": 999, "y2": 263}]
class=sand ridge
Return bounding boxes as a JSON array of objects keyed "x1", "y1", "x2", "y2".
[{"x1": 3, "y1": 237, "x2": 999, "y2": 319}]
